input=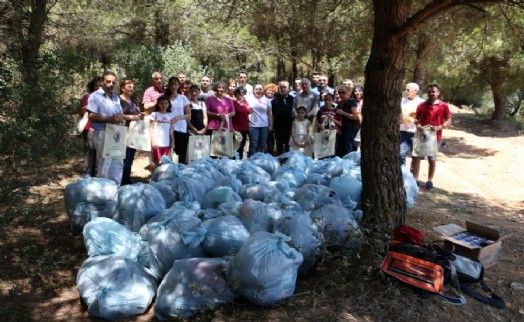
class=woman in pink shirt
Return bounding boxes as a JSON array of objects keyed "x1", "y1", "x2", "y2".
[{"x1": 205, "y1": 81, "x2": 236, "y2": 135}]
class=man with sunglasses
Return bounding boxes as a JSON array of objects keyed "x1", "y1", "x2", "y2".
[{"x1": 87, "y1": 71, "x2": 125, "y2": 185}]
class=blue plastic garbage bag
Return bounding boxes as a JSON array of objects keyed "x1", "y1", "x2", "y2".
[
  {"x1": 178, "y1": 168, "x2": 215, "y2": 191},
  {"x1": 249, "y1": 153, "x2": 280, "y2": 176},
  {"x1": 277, "y1": 150, "x2": 312, "y2": 168},
  {"x1": 304, "y1": 172, "x2": 329, "y2": 186},
  {"x1": 272, "y1": 165, "x2": 307, "y2": 189},
  {"x1": 149, "y1": 181, "x2": 177, "y2": 208},
  {"x1": 171, "y1": 175, "x2": 209, "y2": 205},
  {"x1": 155, "y1": 258, "x2": 234, "y2": 320},
  {"x1": 202, "y1": 215, "x2": 250, "y2": 257},
  {"x1": 140, "y1": 212, "x2": 207, "y2": 278},
  {"x1": 214, "y1": 175, "x2": 243, "y2": 193},
  {"x1": 77, "y1": 255, "x2": 158, "y2": 320},
  {"x1": 310, "y1": 204, "x2": 361, "y2": 247},
  {"x1": 216, "y1": 157, "x2": 242, "y2": 176},
  {"x1": 239, "y1": 182, "x2": 282, "y2": 202},
  {"x1": 274, "y1": 211, "x2": 322, "y2": 275},
  {"x1": 151, "y1": 162, "x2": 184, "y2": 182},
  {"x1": 187, "y1": 160, "x2": 225, "y2": 182},
  {"x1": 113, "y1": 183, "x2": 166, "y2": 232},
  {"x1": 293, "y1": 184, "x2": 341, "y2": 212},
  {"x1": 83, "y1": 217, "x2": 142, "y2": 261},
  {"x1": 343, "y1": 151, "x2": 361, "y2": 166},
  {"x1": 402, "y1": 165, "x2": 419, "y2": 208},
  {"x1": 329, "y1": 175, "x2": 361, "y2": 210},
  {"x1": 233, "y1": 162, "x2": 272, "y2": 185},
  {"x1": 226, "y1": 232, "x2": 303, "y2": 306},
  {"x1": 202, "y1": 186, "x2": 242, "y2": 209},
  {"x1": 64, "y1": 178, "x2": 118, "y2": 234},
  {"x1": 235, "y1": 199, "x2": 282, "y2": 233}
]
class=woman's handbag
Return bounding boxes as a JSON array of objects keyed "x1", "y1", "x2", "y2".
[
  {"x1": 412, "y1": 126, "x2": 438, "y2": 157},
  {"x1": 187, "y1": 134, "x2": 211, "y2": 162},
  {"x1": 102, "y1": 123, "x2": 127, "y2": 159},
  {"x1": 314, "y1": 130, "x2": 336, "y2": 159},
  {"x1": 126, "y1": 119, "x2": 151, "y2": 152}
]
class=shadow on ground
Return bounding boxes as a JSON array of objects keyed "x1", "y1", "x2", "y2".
[{"x1": 451, "y1": 113, "x2": 522, "y2": 138}]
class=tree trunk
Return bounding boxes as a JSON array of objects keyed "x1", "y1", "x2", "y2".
[
  {"x1": 491, "y1": 79, "x2": 506, "y2": 120},
  {"x1": 154, "y1": 9, "x2": 170, "y2": 47},
  {"x1": 484, "y1": 55, "x2": 510, "y2": 121},
  {"x1": 362, "y1": 1, "x2": 411, "y2": 230},
  {"x1": 291, "y1": 40, "x2": 298, "y2": 80},
  {"x1": 277, "y1": 54, "x2": 286, "y2": 81},
  {"x1": 413, "y1": 34, "x2": 432, "y2": 95},
  {"x1": 19, "y1": 0, "x2": 48, "y2": 87}
]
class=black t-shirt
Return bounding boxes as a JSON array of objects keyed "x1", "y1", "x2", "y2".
[
  {"x1": 190, "y1": 101, "x2": 205, "y2": 131},
  {"x1": 271, "y1": 94, "x2": 294, "y2": 130},
  {"x1": 340, "y1": 99, "x2": 360, "y2": 133},
  {"x1": 120, "y1": 98, "x2": 140, "y2": 126}
]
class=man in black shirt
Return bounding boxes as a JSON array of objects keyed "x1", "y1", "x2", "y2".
[{"x1": 271, "y1": 81, "x2": 294, "y2": 155}]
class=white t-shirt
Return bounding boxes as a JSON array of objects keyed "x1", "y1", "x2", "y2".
[
  {"x1": 151, "y1": 112, "x2": 173, "y2": 147},
  {"x1": 247, "y1": 95, "x2": 269, "y2": 127},
  {"x1": 170, "y1": 95, "x2": 190, "y2": 133},
  {"x1": 401, "y1": 96, "x2": 425, "y2": 132}
]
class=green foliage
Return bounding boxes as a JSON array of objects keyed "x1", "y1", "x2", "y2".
[
  {"x1": 114, "y1": 45, "x2": 164, "y2": 95},
  {"x1": 0, "y1": 51, "x2": 80, "y2": 203},
  {"x1": 161, "y1": 41, "x2": 207, "y2": 81}
]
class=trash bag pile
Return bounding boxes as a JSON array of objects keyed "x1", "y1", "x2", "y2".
[{"x1": 66, "y1": 151, "x2": 419, "y2": 320}]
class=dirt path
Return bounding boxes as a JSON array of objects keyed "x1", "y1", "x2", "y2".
[{"x1": 1, "y1": 107, "x2": 523, "y2": 321}]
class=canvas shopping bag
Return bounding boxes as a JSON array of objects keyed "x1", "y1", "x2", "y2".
[
  {"x1": 102, "y1": 123, "x2": 127, "y2": 159},
  {"x1": 187, "y1": 135, "x2": 211, "y2": 162},
  {"x1": 412, "y1": 126, "x2": 438, "y2": 157},
  {"x1": 77, "y1": 112, "x2": 89, "y2": 133},
  {"x1": 210, "y1": 117, "x2": 234, "y2": 157},
  {"x1": 126, "y1": 119, "x2": 151, "y2": 152},
  {"x1": 314, "y1": 130, "x2": 336, "y2": 159}
]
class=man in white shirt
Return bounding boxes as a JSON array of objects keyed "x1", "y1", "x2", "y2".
[
  {"x1": 400, "y1": 82, "x2": 425, "y2": 166},
  {"x1": 237, "y1": 70, "x2": 253, "y2": 97}
]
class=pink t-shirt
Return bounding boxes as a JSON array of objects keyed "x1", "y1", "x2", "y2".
[
  {"x1": 142, "y1": 86, "x2": 165, "y2": 106},
  {"x1": 205, "y1": 96, "x2": 235, "y2": 131}
]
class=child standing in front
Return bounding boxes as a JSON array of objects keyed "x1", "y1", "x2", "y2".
[
  {"x1": 290, "y1": 106, "x2": 312, "y2": 156},
  {"x1": 150, "y1": 96, "x2": 175, "y2": 165}
]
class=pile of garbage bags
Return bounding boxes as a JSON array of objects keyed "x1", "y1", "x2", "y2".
[{"x1": 65, "y1": 151, "x2": 419, "y2": 320}]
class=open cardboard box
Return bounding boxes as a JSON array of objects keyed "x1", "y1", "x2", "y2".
[{"x1": 432, "y1": 221, "x2": 507, "y2": 268}]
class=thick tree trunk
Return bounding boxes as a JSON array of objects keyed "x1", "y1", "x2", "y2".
[
  {"x1": 362, "y1": 1, "x2": 410, "y2": 229},
  {"x1": 484, "y1": 55, "x2": 509, "y2": 121},
  {"x1": 413, "y1": 34, "x2": 432, "y2": 95},
  {"x1": 19, "y1": 0, "x2": 48, "y2": 87}
]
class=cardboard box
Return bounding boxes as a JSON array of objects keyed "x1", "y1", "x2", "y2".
[{"x1": 432, "y1": 221, "x2": 506, "y2": 268}]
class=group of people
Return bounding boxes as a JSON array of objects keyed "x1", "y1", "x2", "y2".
[{"x1": 79, "y1": 70, "x2": 451, "y2": 190}]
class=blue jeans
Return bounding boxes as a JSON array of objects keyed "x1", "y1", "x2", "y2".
[
  {"x1": 400, "y1": 131, "x2": 414, "y2": 165},
  {"x1": 248, "y1": 126, "x2": 268, "y2": 157}
]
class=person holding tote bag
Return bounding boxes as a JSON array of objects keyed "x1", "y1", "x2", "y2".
[
  {"x1": 187, "y1": 85, "x2": 211, "y2": 162},
  {"x1": 87, "y1": 71, "x2": 126, "y2": 185},
  {"x1": 206, "y1": 81, "x2": 236, "y2": 157}
]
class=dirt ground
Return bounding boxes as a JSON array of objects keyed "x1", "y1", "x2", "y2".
[{"x1": 1, "y1": 106, "x2": 523, "y2": 322}]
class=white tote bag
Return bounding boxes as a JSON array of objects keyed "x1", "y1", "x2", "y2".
[
  {"x1": 187, "y1": 135, "x2": 211, "y2": 162},
  {"x1": 126, "y1": 119, "x2": 151, "y2": 152},
  {"x1": 412, "y1": 127, "x2": 438, "y2": 157},
  {"x1": 210, "y1": 117, "x2": 235, "y2": 158},
  {"x1": 102, "y1": 124, "x2": 127, "y2": 159},
  {"x1": 314, "y1": 130, "x2": 336, "y2": 159}
]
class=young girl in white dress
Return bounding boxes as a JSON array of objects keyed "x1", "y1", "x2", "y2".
[{"x1": 290, "y1": 106, "x2": 312, "y2": 156}]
